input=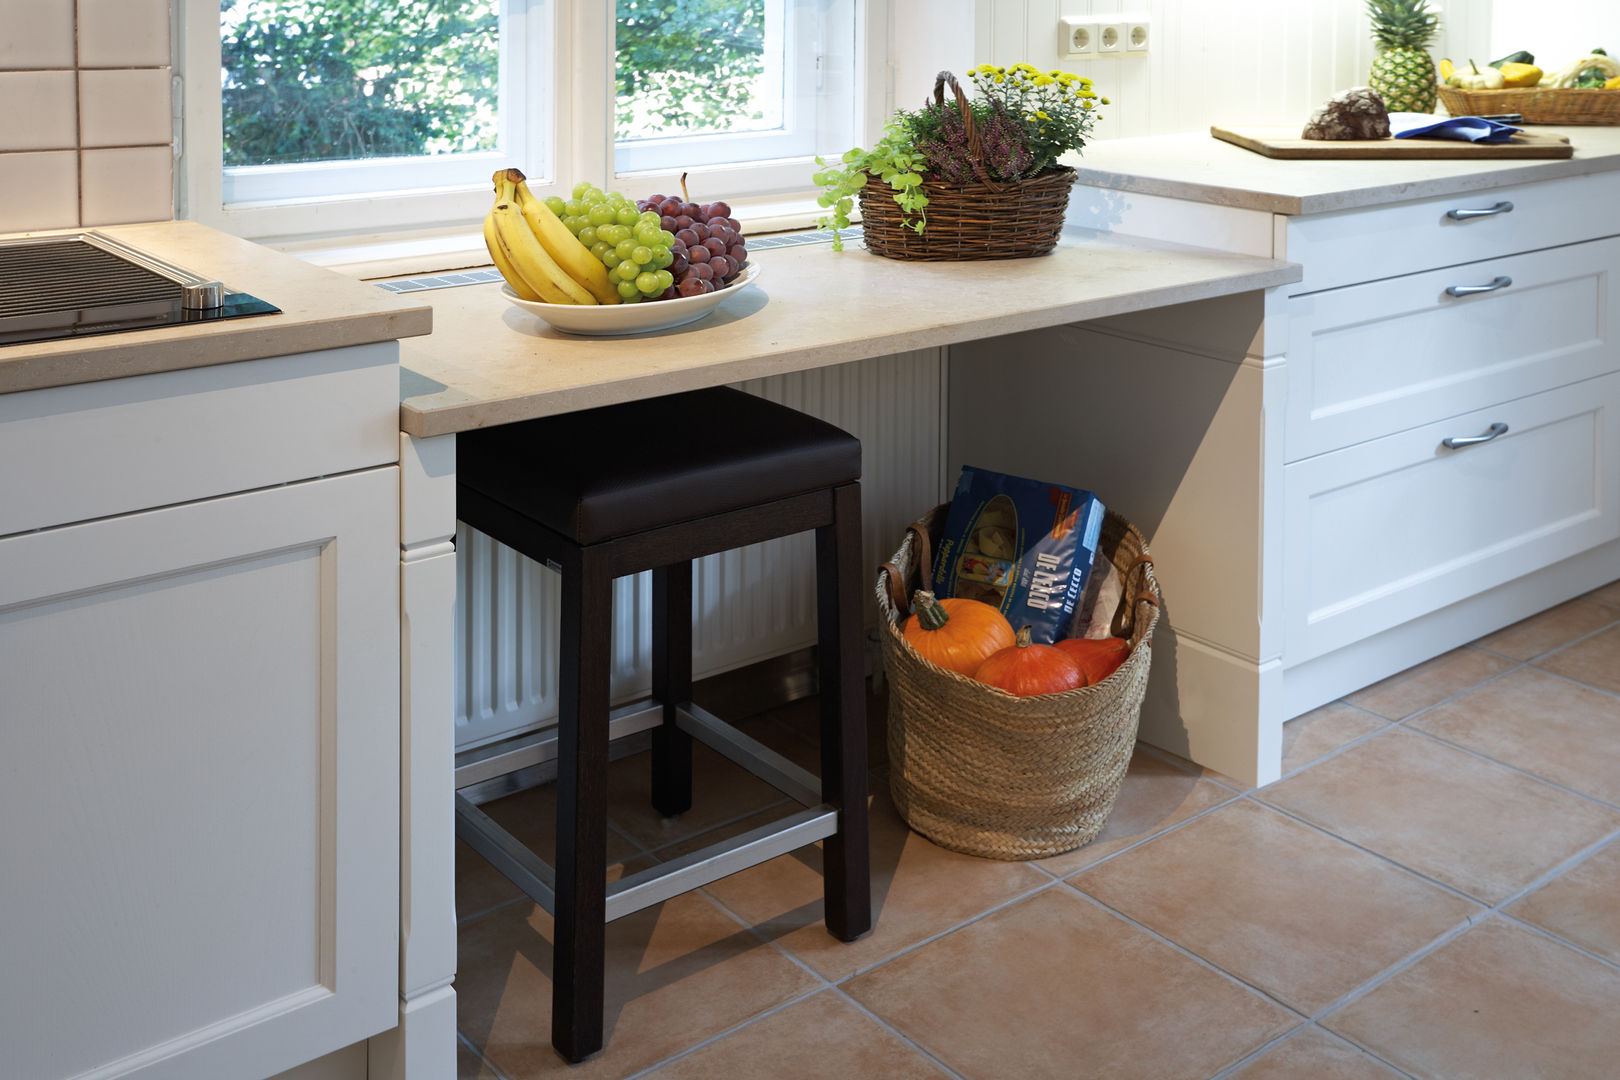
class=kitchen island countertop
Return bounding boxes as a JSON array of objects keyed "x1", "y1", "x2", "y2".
[
  {"x1": 397, "y1": 228, "x2": 1300, "y2": 438},
  {"x1": 1067, "y1": 124, "x2": 1620, "y2": 215}
]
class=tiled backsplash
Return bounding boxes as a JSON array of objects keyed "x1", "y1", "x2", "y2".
[{"x1": 0, "y1": 0, "x2": 174, "y2": 233}]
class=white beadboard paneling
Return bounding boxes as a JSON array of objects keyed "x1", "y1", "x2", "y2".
[
  {"x1": 990, "y1": 0, "x2": 1473, "y2": 139},
  {"x1": 453, "y1": 351, "x2": 947, "y2": 750}
]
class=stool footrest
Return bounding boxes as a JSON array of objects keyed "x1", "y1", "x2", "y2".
[
  {"x1": 454, "y1": 792, "x2": 556, "y2": 912},
  {"x1": 605, "y1": 806, "x2": 838, "y2": 921},
  {"x1": 677, "y1": 703, "x2": 822, "y2": 808}
]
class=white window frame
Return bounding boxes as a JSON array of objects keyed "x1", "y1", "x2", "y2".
[{"x1": 176, "y1": 0, "x2": 888, "y2": 246}]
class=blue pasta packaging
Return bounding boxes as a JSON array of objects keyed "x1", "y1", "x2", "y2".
[{"x1": 932, "y1": 466, "x2": 1108, "y2": 645}]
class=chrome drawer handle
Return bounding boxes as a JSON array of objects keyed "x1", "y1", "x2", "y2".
[
  {"x1": 1445, "y1": 275, "x2": 1512, "y2": 297},
  {"x1": 1446, "y1": 200, "x2": 1514, "y2": 220},
  {"x1": 1443, "y1": 422, "x2": 1509, "y2": 449}
]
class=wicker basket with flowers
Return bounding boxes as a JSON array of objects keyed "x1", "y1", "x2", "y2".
[{"x1": 813, "y1": 65, "x2": 1109, "y2": 260}]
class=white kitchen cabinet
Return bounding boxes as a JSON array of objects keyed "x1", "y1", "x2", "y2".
[
  {"x1": 1035, "y1": 144, "x2": 1620, "y2": 783},
  {"x1": 0, "y1": 346, "x2": 403, "y2": 1080}
]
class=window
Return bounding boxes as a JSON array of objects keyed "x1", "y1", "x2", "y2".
[{"x1": 177, "y1": 0, "x2": 881, "y2": 244}]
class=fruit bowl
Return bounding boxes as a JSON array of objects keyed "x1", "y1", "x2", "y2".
[{"x1": 501, "y1": 263, "x2": 761, "y2": 336}]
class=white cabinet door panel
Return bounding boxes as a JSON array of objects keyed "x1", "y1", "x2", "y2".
[
  {"x1": 0, "y1": 468, "x2": 399, "y2": 1080},
  {"x1": 1285, "y1": 237, "x2": 1619, "y2": 461},
  {"x1": 1283, "y1": 375, "x2": 1620, "y2": 664}
]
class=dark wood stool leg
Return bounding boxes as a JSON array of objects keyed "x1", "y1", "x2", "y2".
[
  {"x1": 815, "y1": 481, "x2": 872, "y2": 942},
  {"x1": 651, "y1": 561, "x2": 694, "y2": 817},
  {"x1": 551, "y1": 548, "x2": 613, "y2": 1062}
]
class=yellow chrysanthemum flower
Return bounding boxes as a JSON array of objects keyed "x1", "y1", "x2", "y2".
[
  {"x1": 1036, "y1": 109, "x2": 1049, "y2": 119},
  {"x1": 1081, "y1": 99, "x2": 1094, "y2": 109},
  {"x1": 1034, "y1": 75, "x2": 1055, "y2": 85},
  {"x1": 1101, "y1": 96, "x2": 1111, "y2": 104}
]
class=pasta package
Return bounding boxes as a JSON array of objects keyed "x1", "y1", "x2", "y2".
[{"x1": 932, "y1": 466, "x2": 1107, "y2": 645}]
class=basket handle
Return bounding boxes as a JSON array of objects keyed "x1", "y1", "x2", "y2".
[
  {"x1": 1111, "y1": 554, "x2": 1159, "y2": 641},
  {"x1": 878, "y1": 519, "x2": 935, "y2": 618},
  {"x1": 932, "y1": 70, "x2": 1009, "y2": 193}
]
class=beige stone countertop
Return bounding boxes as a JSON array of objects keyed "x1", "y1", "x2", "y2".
[
  {"x1": 0, "y1": 220, "x2": 432, "y2": 395},
  {"x1": 397, "y1": 228, "x2": 1300, "y2": 439},
  {"x1": 1068, "y1": 125, "x2": 1620, "y2": 215}
]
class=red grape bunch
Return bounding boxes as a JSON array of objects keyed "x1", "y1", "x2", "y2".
[{"x1": 635, "y1": 173, "x2": 749, "y2": 301}]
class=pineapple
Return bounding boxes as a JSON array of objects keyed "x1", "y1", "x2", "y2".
[{"x1": 1367, "y1": 0, "x2": 1440, "y2": 112}]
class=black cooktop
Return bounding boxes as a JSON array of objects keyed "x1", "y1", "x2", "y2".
[{"x1": 0, "y1": 234, "x2": 280, "y2": 346}]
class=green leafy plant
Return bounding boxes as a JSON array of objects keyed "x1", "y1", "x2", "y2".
[{"x1": 813, "y1": 62, "x2": 1107, "y2": 250}]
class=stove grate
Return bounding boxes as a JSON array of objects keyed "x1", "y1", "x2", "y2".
[{"x1": 0, "y1": 240, "x2": 181, "y2": 319}]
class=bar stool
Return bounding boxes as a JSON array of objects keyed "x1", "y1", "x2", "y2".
[{"x1": 453, "y1": 386, "x2": 873, "y2": 1062}]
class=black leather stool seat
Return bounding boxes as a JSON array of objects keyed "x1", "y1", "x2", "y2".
[{"x1": 457, "y1": 386, "x2": 861, "y2": 545}]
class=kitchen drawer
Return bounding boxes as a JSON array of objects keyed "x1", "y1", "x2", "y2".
[
  {"x1": 1283, "y1": 171, "x2": 1620, "y2": 296},
  {"x1": 1283, "y1": 373, "x2": 1620, "y2": 665},
  {"x1": 1285, "y1": 236, "x2": 1619, "y2": 461},
  {"x1": 0, "y1": 341, "x2": 399, "y2": 536}
]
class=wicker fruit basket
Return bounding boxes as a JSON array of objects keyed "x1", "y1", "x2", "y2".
[
  {"x1": 875, "y1": 504, "x2": 1161, "y2": 860},
  {"x1": 858, "y1": 72, "x2": 1076, "y2": 261},
  {"x1": 1438, "y1": 85, "x2": 1620, "y2": 125}
]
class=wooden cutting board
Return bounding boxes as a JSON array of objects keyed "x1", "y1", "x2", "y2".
[{"x1": 1211, "y1": 124, "x2": 1574, "y2": 160}]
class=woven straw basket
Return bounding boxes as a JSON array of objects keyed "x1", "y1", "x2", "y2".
[
  {"x1": 858, "y1": 71, "x2": 1077, "y2": 261},
  {"x1": 876, "y1": 504, "x2": 1161, "y2": 860},
  {"x1": 1438, "y1": 85, "x2": 1620, "y2": 125}
]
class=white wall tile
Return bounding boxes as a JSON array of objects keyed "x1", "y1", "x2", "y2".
[
  {"x1": 79, "y1": 68, "x2": 173, "y2": 148},
  {"x1": 0, "y1": 0, "x2": 77, "y2": 70},
  {"x1": 81, "y1": 145, "x2": 172, "y2": 225},
  {"x1": 0, "y1": 71, "x2": 78, "y2": 151},
  {"x1": 78, "y1": 0, "x2": 173, "y2": 69},
  {"x1": 0, "y1": 151, "x2": 79, "y2": 231}
]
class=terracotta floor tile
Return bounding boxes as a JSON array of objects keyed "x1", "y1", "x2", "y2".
[
  {"x1": 1280, "y1": 703, "x2": 1390, "y2": 775},
  {"x1": 702, "y1": 786, "x2": 1049, "y2": 981},
  {"x1": 456, "y1": 1039, "x2": 501, "y2": 1079},
  {"x1": 1343, "y1": 648, "x2": 1515, "y2": 720},
  {"x1": 455, "y1": 783, "x2": 650, "y2": 921},
  {"x1": 640, "y1": 990, "x2": 953, "y2": 1080},
  {"x1": 1140, "y1": 743, "x2": 1255, "y2": 792},
  {"x1": 1507, "y1": 839, "x2": 1620, "y2": 965},
  {"x1": 1473, "y1": 599, "x2": 1618, "y2": 661},
  {"x1": 1226, "y1": 1025, "x2": 1407, "y2": 1080},
  {"x1": 1582, "y1": 578, "x2": 1620, "y2": 608},
  {"x1": 1409, "y1": 667, "x2": 1620, "y2": 805},
  {"x1": 456, "y1": 892, "x2": 822, "y2": 1079},
  {"x1": 1038, "y1": 747, "x2": 1235, "y2": 876},
  {"x1": 764, "y1": 684, "x2": 892, "y2": 773},
  {"x1": 605, "y1": 739, "x2": 796, "y2": 851},
  {"x1": 844, "y1": 887, "x2": 1298, "y2": 1080},
  {"x1": 1258, "y1": 728, "x2": 1620, "y2": 903},
  {"x1": 1071, "y1": 800, "x2": 1480, "y2": 1013},
  {"x1": 1535, "y1": 624, "x2": 1620, "y2": 696},
  {"x1": 1323, "y1": 917, "x2": 1620, "y2": 1080}
]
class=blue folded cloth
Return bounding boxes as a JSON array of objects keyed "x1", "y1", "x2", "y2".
[{"x1": 1388, "y1": 111, "x2": 1523, "y2": 143}]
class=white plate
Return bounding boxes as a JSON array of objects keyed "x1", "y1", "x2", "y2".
[{"x1": 500, "y1": 262, "x2": 761, "y2": 336}]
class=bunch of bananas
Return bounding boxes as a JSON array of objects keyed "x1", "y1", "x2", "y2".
[{"x1": 483, "y1": 168, "x2": 618, "y2": 305}]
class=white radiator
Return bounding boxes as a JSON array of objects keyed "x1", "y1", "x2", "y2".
[{"x1": 453, "y1": 349, "x2": 947, "y2": 750}]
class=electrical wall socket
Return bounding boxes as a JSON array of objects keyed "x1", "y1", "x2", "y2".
[
  {"x1": 1097, "y1": 23, "x2": 1126, "y2": 52},
  {"x1": 1126, "y1": 16, "x2": 1151, "y2": 52},
  {"x1": 1058, "y1": 17, "x2": 1096, "y2": 57}
]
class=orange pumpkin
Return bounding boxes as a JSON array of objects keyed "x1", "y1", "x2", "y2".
[
  {"x1": 901, "y1": 590, "x2": 1015, "y2": 676},
  {"x1": 974, "y1": 626, "x2": 1084, "y2": 696},
  {"x1": 1055, "y1": 636, "x2": 1131, "y2": 686}
]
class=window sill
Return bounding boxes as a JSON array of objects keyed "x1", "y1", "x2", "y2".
[{"x1": 269, "y1": 191, "x2": 836, "y2": 281}]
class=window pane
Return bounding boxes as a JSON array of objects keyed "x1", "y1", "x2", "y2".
[
  {"x1": 221, "y1": 0, "x2": 500, "y2": 168},
  {"x1": 615, "y1": 0, "x2": 777, "y2": 141},
  {"x1": 613, "y1": 0, "x2": 854, "y2": 174}
]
